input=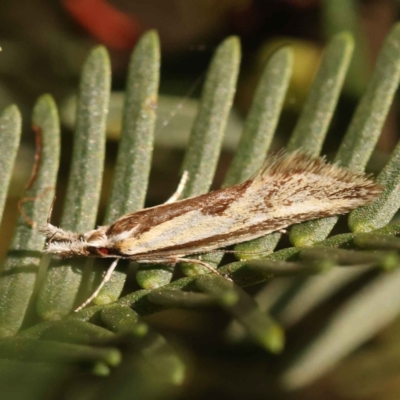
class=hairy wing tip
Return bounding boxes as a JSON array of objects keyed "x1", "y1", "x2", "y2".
[
  {"x1": 259, "y1": 151, "x2": 333, "y2": 175},
  {"x1": 259, "y1": 151, "x2": 379, "y2": 184},
  {"x1": 255, "y1": 151, "x2": 384, "y2": 208},
  {"x1": 361, "y1": 181, "x2": 384, "y2": 202}
]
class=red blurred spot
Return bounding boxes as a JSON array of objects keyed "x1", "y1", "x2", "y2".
[
  {"x1": 98, "y1": 247, "x2": 109, "y2": 255},
  {"x1": 62, "y1": 0, "x2": 141, "y2": 50}
]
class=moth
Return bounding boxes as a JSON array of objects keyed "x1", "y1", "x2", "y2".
[{"x1": 42, "y1": 152, "x2": 383, "y2": 311}]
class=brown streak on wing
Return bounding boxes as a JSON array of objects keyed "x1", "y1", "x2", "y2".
[
  {"x1": 106, "y1": 179, "x2": 252, "y2": 237},
  {"x1": 126, "y1": 204, "x2": 355, "y2": 259},
  {"x1": 127, "y1": 217, "x2": 289, "y2": 259}
]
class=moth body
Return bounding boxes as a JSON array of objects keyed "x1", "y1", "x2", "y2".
[{"x1": 43, "y1": 152, "x2": 383, "y2": 263}]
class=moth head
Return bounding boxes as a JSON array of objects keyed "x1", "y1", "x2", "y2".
[
  {"x1": 45, "y1": 240, "x2": 91, "y2": 257},
  {"x1": 43, "y1": 225, "x2": 113, "y2": 258},
  {"x1": 40, "y1": 223, "x2": 80, "y2": 242}
]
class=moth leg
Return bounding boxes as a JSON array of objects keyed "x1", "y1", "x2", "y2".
[
  {"x1": 164, "y1": 171, "x2": 189, "y2": 204},
  {"x1": 136, "y1": 257, "x2": 232, "y2": 281},
  {"x1": 47, "y1": 195, "x2": 57, "y2": 224},
  {"x1": 74, "y1": 258, "x2": 119, "y2": 312},
  {"x1": 175, "y1": 257, "x2": 232, "y2": 281}
]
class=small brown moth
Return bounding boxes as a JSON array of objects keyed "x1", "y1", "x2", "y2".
[{"x1": 42, "y1": 152, "x2": 383, "y2": 311}]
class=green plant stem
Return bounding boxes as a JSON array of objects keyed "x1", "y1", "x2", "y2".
[
  {"x1": 0, "y1": 338, "x2": 120, "y2": 366},
  {"x1": 196, "y1": 275, "x2": 284, "y2": 353}
]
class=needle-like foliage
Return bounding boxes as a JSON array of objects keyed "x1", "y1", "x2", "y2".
[{"x1": 2, "y1": 24, "x2": 400, "y2": 398}]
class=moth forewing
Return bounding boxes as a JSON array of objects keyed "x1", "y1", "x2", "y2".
[
  {"x1": 103, "y1": 153, "x2": 381, "y2": 259},
  {"x1": 44, "y1": 152, "x2": 383, "y2": 261}
]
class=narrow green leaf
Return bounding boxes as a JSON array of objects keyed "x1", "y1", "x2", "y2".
[
  {"x1": 354, "y1": 233, "x2": 400, "y2": 250},
  {"x1": 260, "y1": 234, "x2": 399, "y2": 327},
  {"x1": 16, "y1": 321, "x2": 58, "y2": 340},
  {"x1": 226, "y1": 231, "x2": 394, "y2": 290},
  {"x1": 263, "y1": 232, "x2": 400, "y2": 328},
  {"x1": 222, "y1": 260, "x2": 266, "y2": 287},
  {"x1": 148, "y1": 289, "x2": 215, "y2": 308},
  {"x1": 106, "y1": 31, "x2": 160, "y2": 220},
  {"x1": 337, "y1": 23, "x2": 400, "y2": 164},
  {"x1": 37, "y1": 46, "x2": 110, "y2": 319},
  {"x1": 314, "y1": 232, "x2": 355, "y2": 248},
  {"x1": 293, "y1": 23, "x2": 400, "y2": 245},
  {"x1": 0, "y1": 104, "x2": 21, "y2": 224},
  {"x1": 247, "y1": 259, "x2": 331, "y2": 278},
  {"x1": 101, "y1": 304, "x2": 185, "y2": 386},
  {"x1": 0, "y1": 95, "x2": 60, "y2": 338},
  {"x1": 61, "y1": 46, "x2": 110, "y2": 231},
  {"x1": 288, "y1": 32, "x2": 354, "y2": 153},
  {"x1": 40, "y1": 320, "x2": 115, "y2": 344},
  {"x1": 0, "y1": 338, "x2": 120, "y2": 366},
  {"x1": 181, "y1": 36, "x2": 241, "y2": 197},
  {"x1": 90, "y1": 31, "x2": 160, "y2": 304},
  {"x1": 224, "y1": 46, "x2": 293, "y2": 186},
  {"x1": 220, "y1": 233, "x2": 357, "y2": 287},
  {"x1": 92, "y1": 331, "x2": 181, "y2": 400},
  {"x1": 195, "y1": 275, "x2": 239, "y2": 306},
  {"x1": 116, "y1": 278, "x2": 197, "y2": 315},
  {"x1": 100, "y1": 305, "x2": 141, "y2": 334},
  {"x1": 196, "y1": 275, "x2": 284, "y2": 353},
  {"x1": 135, "y1": 264, "x2": 175, "y2": 290},
  {"x1": 272, "y1": 267, "x2": 370, "y2": 328},
  {"x1": 321, "y1": 0, "x2": 369, "y2": 97},
  {"x1": 349, "y1": 140, "x2": 400, "y2": 232},
  {"x1": 374, "y1": 223, "x2": 400, "y2": 236},
  {"x1": 288, "y1": 32, "x2": 354, "y2": 245},
  {"x1": 300, "y1": 247, "x2": 399, "y2": 271},
  {"x1": 280, "y1": 269, "x2": 400, "y2": 390},
  {"x1": 234, "y1": 234, "x2": 282, "y2": 261}
]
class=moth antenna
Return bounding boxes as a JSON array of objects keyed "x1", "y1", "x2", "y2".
[
  {"x1": 164, "y1": 171, "x2": 189, "y2": 204},
  {"x1": 47, "y1": 195, "x2": 57, "y2": 224},
  {"x1": 136, "y1": 256, "x2": 227, "y2": 279},
  {"x1": 159, "y1": 73, "x2": 204, "y2": 130},
  {"x1": 74, "y1": 258, "x2": 120, "y2": 312},
  {"x1": 17, "y1": 197, "x2": 36, "y2": 228},
  {"x1": 211, "y1": 249, "x2": 273, "y2": 258},
  {"x1": 25, "y1": 125, "x2": 43, "y2": 190},
  {"x1": 18, "y1": 187, "x2": 55, "y2": 229}
]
